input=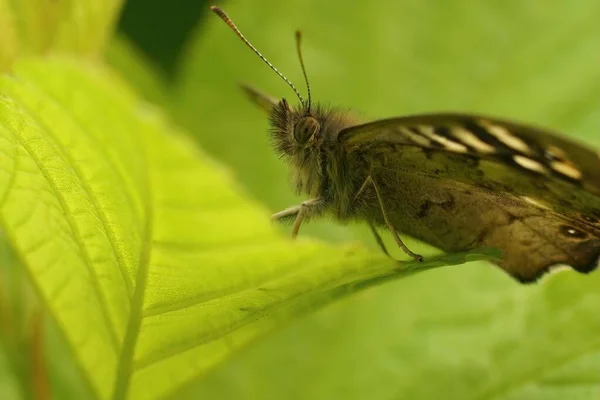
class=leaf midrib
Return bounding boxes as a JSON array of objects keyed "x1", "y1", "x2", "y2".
[{"x1": 110, "y1": 131, "x2": 154, "y2": 400}]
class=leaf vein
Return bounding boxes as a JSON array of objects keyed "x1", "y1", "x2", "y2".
[
  {"x1": 14, "y1": 77, "x2": 142, "y2": 297},
  {"x1": 0, "y1": 118, "x2": 121, "y2": 352}
]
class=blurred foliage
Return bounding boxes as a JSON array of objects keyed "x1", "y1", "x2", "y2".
[
  {"x1": 0, "y1": 0, "x2": 122, "y2": 70},
  {"x1": 117, "y1": 0, "x2": 208, "y2": 77},
  {"x1": 0, "y1": 0, "x2": 598, "y2": 400},
  {"x1": 104, "y1": 34, "x2": 170, "y2": 106}
]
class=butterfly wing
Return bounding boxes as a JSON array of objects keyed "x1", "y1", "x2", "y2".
[
  {"x1": 339, "y1": 113, "x2": 600, "y2": 195},
  {"x1": 241, "y1": 84, "x2": 279, "y2": 114},
  {"x1": 338, "y1": 113, "x2": 600, "y2": 282}
]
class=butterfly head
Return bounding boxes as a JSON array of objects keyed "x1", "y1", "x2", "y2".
[
  {"x1": 269, "y1": 98, "x2": 323, "y2": 156},
  {"x1": 268, "y1": 97, "x2": 358, "y2": 196},
  {"x1": 268, "y1": 97, "x2": 358, "y2": 160}
]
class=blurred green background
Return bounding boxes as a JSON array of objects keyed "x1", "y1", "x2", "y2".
[
  {"x1": 2, "y1": 0, "x2": 600, "y2": 399},
  {"x1": 118, "y1": 0, "x2": 208, "y2": 79}
]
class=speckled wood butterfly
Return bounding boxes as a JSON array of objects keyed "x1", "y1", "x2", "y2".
[{"x1": 211, "y1": 6, "x2": 600, "y2": 283}]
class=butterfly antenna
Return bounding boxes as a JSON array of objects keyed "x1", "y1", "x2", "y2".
[
  {"x1": 211, "y1": 6, "x2": 305, "y2": 107},
  {"x1": 295, "y1": 30, "x2": 312, "y2": 113}
]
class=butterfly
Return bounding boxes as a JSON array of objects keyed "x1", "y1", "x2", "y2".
[{"x1": 211, "y1": 6, "x2": 600, "y2": 283}]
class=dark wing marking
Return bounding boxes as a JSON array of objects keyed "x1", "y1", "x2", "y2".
[{"x1": 338, "y1": 113, "x2": 600, "y2": 196}]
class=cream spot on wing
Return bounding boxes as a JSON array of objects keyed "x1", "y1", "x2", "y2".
[
  {"x1": 450, "y1": 126, "x2": 496, "y2": 153},
  {"x1": 417, "y1": 126, "x2": 469, "y2": 153},
  {"x1": 513, "y1": 155, "x2": 548, "y2": 174},
  {"x1": 479, "y1": 119, "x2": 531, "y2": 154},
  {"x1": 520, "y1": 196, "x2": 551, "y2": 210},
  {"x1": 551, "y1": 160, "x2": 582, "y2": 180},
  {"x1": 399, "y1": 127, "x2": 432, "y2": 147}
]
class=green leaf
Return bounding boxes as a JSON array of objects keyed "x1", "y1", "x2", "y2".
[
  {"x1": 171, "y1": 1, "x2": 600, "y2": 399},
  {"x1": 0, "y1": 0, "x2": 123, "y2": 70},
  {"x1": 0, "y1": 57, "x2": 491, "y2": 400}
]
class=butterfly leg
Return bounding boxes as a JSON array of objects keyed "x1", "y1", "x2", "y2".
[
  {"x1": 354, "y1": 180, "x2": 393, "y2": 257},
  {"x1": 368, "y1": 175, "x2": 424, "y2": 262},
  {"x1": 271, "y1": 198, "x2": 325, "y2": 238},
  {"x1": 368, "y1": 222, "x2": 392, "y2": 258}
]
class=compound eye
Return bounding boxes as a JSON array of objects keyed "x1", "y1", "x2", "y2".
[{"x1": 293, "y1": 117, "x2": 320, "y2": 144}]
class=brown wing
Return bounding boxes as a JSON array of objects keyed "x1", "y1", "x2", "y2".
[
  {"x1": 338, "y1": 113, "x2": 600, "y2": 196},
  {"x1": 338, "y1": 114, "x2": 600, "y2": 282},
  {"x1": 241, "y1": 84, "x2": 279, "y2": 114},
  {"x1": 368, "y1": 167, "x2": 600, "y2": 282}
]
